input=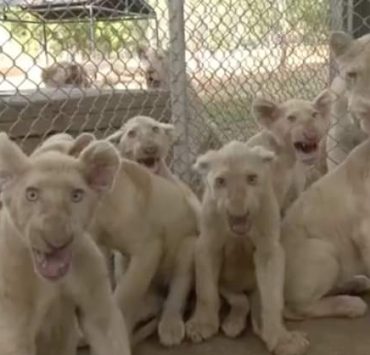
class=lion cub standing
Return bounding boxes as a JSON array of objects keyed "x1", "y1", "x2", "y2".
[
  {"x1": 185, "y1": 141, "x2": 309, "y2": 355},
  {"x1": 0, "y1": 133, "x2": 130, "y2": 355}
]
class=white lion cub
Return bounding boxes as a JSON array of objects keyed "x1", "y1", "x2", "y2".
[
  {"x1": 185, "y1": 141, "x2": 309, "y2": 355},
  {"x1": 249, "y1": 90, "x2": 332, "y2": 211},
  {"x1": 326, "y1": 31, "x2": 370, "y2": 170},
  {"x1": 107, "y1": 115, "x2": 201, "y2": 218},
  {"x1": 89, "y1": 145, "x2": 198, "y2": 346},
  {"x1": 282, "y1": 138, "x2": 370, "y2": 320},
  {"x1": 107, "y1": 115, "x2": 176, "y2": 178},
  {"x1": 0, "y1": 133, "x2": 130, "y2": 355}
]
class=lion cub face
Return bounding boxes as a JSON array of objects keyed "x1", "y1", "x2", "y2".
[
  {"x1": 112, "y1": 115, "x2": 175, "y2": 174},
  {"x1": 194, "y1": 141, "x2": 275, "y2": 237},
  {"x1": 252, "y1": 90, "x2": 332, "y2": 165},
  {"x1": 0, "y1": 133, "x2": 119, "y2": 282},
  {"x1": 138, "y1": 47, "x2": 169, "y2": 89},
  {"x1": 330, "y1": 32, "x2": 370, "y2": 134}
]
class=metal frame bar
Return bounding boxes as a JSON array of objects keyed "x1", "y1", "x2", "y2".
[
  {"x1": 167, "y1": 0, "x2": 190, "y2": 181},
  {"x1": 0, "y1": 2, "x2": 159, "y2": 60}
]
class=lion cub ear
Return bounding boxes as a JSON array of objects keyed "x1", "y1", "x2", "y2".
[
  {"x1": 160, "y1": 122, "x2": 177, "y2": 143},
  {"x1": 330, "y1": 31, "x2": 353, "y2": 58},
  {"x1": 0, "y1": 132, "x2": 29, "y2": 191},
  {"x1": 193, "y1": 150, "x2": 218, "y2": 176},
  {"x1": 252, "y1": 96, "x2": 280, "y2": 129},
  {"x1": 68, "y1": 133, "x2": 95, "y2": 157},
  {"x1": 79, "y1": 140, "x2": 120, "y2": 193},
  {"x1": 249, "y1": 145, "x2": 276, "y2": 163}
]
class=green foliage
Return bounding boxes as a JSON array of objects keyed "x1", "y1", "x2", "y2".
[
  {"x1": 3, "y1": 0, "x2": 329, "y2": 57},
  {"x1": 4, "y1": 7, "x2": 149, "y2": 57}
]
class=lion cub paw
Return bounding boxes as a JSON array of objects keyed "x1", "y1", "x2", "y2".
[
  {"x1": 158, "y1": 316, "x2": 185, "y2": 346},
  {"x1": 185, "y1": 313, "x2": 219, "y2": 343},
  {"x1": 221, "y1": 313, "x2": 246, "y2": 338},
  {"x1": 273, "y1": 331, "x2": 309, "y2": 355}
]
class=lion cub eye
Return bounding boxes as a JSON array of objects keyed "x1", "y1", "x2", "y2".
[
  {"x1": 215, "y1": 176, "x2": 226, "y2": 188},
  {"x1": 26, "y1": 187, "x2": 39, "y2": 202},
  {"x1": 346, "y1": 71, "x2": 357, "y2": 81},
  {"x1": 127, "y1": 129, "x2": 136, "y2": 138},
  {"x1": 287, "y1": 115, "x2": 296, "y2": 122},
  {"x1": 312, "y1": 111, "x2": 319, "y2": 118},
  {"x1": 152, "y1": 126, "x2": 160, "y2": 133},
  {"x1": 71, "y1": 188, "x2": 85, "y2": 203},
  {"x1": 247, "y1": 174, "x2": 258, "y2": 185}
]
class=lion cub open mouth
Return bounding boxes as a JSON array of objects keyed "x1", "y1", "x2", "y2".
[
  {"x1": 293, "y1": 140, "x2": 319, "y2": 165},
  {"x1": 137, "y1": 157, "x2": 160, "y2": 174},
  {"x1": 227, "y1": 213, "x2": 250, "y2": 236},
  {"x1": 32, "y1": 244, "x2": 72, "y2": 281}
]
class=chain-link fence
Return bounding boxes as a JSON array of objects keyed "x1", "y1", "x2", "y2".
[{"x1": 0, "y1": 0, "x2": 369, "y2": 188}]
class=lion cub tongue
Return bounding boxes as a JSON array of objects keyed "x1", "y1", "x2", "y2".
[{"x1": 34, "y1": 247, "x2": 72, "y2": 281}]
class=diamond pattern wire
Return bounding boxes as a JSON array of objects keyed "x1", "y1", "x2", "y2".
[{"x1": 0, "y1": 0, "x2": 368, "y2": 182}]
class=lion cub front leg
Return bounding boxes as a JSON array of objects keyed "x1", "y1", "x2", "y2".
[
  {"x1": 253, "y1": 241, "x2": 309, "y2": 355},
  {"x1": 158, "y1": 237, "x2": 195, "y2": 346},
  {"x1": 185, "y1": 237, "x2": 222, "y2": 343},
  {"x1": 71, "y1": 237, "x2": 131, "y2": 355},
  {"x1": 114, "y1": 239, "x2": 163, "y2": 334}
]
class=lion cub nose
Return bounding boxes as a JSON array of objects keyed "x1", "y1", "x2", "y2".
[{"x1": 144, "y1": 146, "x2": 158, "y2": 155}]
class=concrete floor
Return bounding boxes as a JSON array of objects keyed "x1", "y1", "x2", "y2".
[{"x1": 79, "y1": 298, "x2": 370, "y2": 355}]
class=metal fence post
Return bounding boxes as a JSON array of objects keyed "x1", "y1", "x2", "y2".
[
  {"x1": 167, "y1": 0, "x2": 191, "y2": 182},
  {"x1": 329, "y1": 0, "x2": 344, "y2": 82}
]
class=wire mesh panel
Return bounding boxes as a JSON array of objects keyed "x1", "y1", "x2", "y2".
[
  {"x1": 0, "y1": 0, "x2": 370, "y2": 186},
  {"x1": 0, "y1": 0, "x2": 172, "y2": 152}
]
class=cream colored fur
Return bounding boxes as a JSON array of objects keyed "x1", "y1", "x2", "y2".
[
  {"x1": 326, "y1": 31, "x2": 370, "y2": 170},
  {"x1": 138, "y1": 47, "x2": 222, "y2": 193},
  {"x1": 107, "y1": 115, "x2": 202, "y2": 222},
  {"x1": 33, "y1": 132, "x2": 117, "y2": 350},
  {"x1": 107, "y1": 116, "x2": 202, "y2": 317},
  {"x1": 32, "y1": 132, "x2": 95, "y2": 158},
  {"x1": 42, "y1": 61, "x2": 91, "y2": 88},
  {"x1": 84, "y1": 144, "x2": 199, "y2": 346},
  {"x1": 282, "y1": 138, "x2": 370, "y2": 320},
  {"x1": 185, "y1": 141, "x2": 309, "y2": 355},
  {"x1": 0, "y1": 132, "x2": 130, "y2": 355},
  {"x1": 248, "y1": 90, "x2": 332, "y2": 212}
]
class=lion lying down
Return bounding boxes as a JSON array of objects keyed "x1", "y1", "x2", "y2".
[{"x1": 0, "y1": 132, "x2": 130, "y2": 355}]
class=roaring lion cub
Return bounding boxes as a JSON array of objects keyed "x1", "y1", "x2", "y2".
[
  {"x1": 185, "y1": 141, "x2": 309, "y2": 355},
  {"x1": 0, "y1": 132, "x2": 130, "y2": 355},
  {"x1": 107, "y1": 115, "x2": 201, "y2": 220},
  {"x1": 249, "y1": 90, "x2": 332, "y2": 211}
]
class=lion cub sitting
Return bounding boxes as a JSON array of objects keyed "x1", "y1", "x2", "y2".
[
  {"x1": 0, "y1": 133, "x2": 130, "y2": 355},
  {"x1": 83, "y1": 139, "x2": 199, "y2": 346},
  {"x1": 185, "y1": 141, "x2": 309, "y2": 355},
  {"x1": 282, "y1": 138, "x2": 370, "y2": 321},
  {"x1": 107, "y1": 115, "x2": 201, "y2": 219},
  {"x1": 249, "y1": 90, "x2": 332, "y2": 211}
]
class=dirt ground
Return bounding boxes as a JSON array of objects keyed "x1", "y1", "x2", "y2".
[{"x1": 79, "y1": 297, "x2": 370, "y2": 355}]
